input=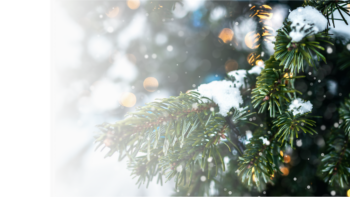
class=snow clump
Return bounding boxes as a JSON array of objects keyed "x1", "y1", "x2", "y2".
[
  {"x1": 197, "y1": 66, "x2": 263, "y2": 116},
  {"x1": 287, "y1": 6, "x2": 327, "y2": 42},
  {"x1": 288, "y1": 98, "x2": 313, "y2": 116}
]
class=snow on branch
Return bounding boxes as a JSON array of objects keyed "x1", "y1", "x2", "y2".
[
  {"x1": 197, "y1": 66, "x2": 262, "y2": 116},
  {"x1": 288, "y1": 98, "x2": 313, "y2": 116},
  {"x1": 288, "y1": 6, "x2": 327, "y2": 42}
]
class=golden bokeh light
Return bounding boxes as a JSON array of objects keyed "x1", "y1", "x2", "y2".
[
  {"x1": 127, "y1": 0, "x2": 140, "y2": 10},
  {"x1": 280, "y1": 150, "x2": 283, "y2": 157},
  {"x1": 120, "y1": 92, "x2": 137, "y2": 107},
  {"x1": 258, "y1": 12, "x2": 273, "y2": 20},
  {"x1": 250, "y1": 5, "x2": 273, "y2": 20},
  {"x1": 106, "y1": 7, "x2": 120, "y2": 18},
  {"x1": 280, "y1": 166, "x2": 289, "y2": 176},
  {"x1": 347, "y1": 189, "x2": 350, "y2": 197},
  {"x1": 284, "y1": 155, "x2": 291, "y2": 163},
  {"x1": 247, "y1": 52, "x2": 261, "y2": 66},
  {"x1": 270, "y1": 173, "x2": 274, "y2": 180},
  {"x1": 252, "y1": 174, "x2": 256, "y2": 182},
  {"x1": 262, "y1": 26, "x2": 274, "y2": 42},
  {"x1": 245, "y1": 31, "x2": 260, "y2": 49},
  {"x1": 256, "y1": 60, "x2": 264, "y2": 67},
  {"x1": 218, "y1": 28, "x2": 234, "y2": 43},
  {"x1": 143, "y1": 77, "x2": 159, "y2": 92},
  {"x1": 261, "y1": 5, "x2": 272, "y2": 9},
  {"x1": 225, "y1": 59, "x2": 238, "y2": 72}
]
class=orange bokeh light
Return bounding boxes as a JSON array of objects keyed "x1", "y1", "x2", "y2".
[
  {"x1": 218, "y1": 28, "x2": 234, "y2": 43},
  {"x1": 280, "y1": 166, "x2": 289, "y2": 176},
  {"x1": 120, "y1": 92, "x2": 137, "y2": 107},
  {"x1": 143, "y1": 77, "x2": 159, "y2": 92},
  {"x1": 106, "y1": 7, "x2": 120, "y2": 18},
  {"x1": 127, "y1": 0, "x2": 140, "y2": 10},
  {"x1": 245, "y1": 31, "x2": 260, "y2": 49},
  {"x1": 225, "y1": 59, "x2": 238, "y2": 72},
  {"x1": 284, "y1": 155, "x2": 291, "y2": 163},
  {"x1": 280, "y1": 150, "x2": 283, "y2": 157}
]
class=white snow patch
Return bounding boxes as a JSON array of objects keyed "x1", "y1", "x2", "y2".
[
  {"x1": 245, "y1": 130, "x2": 253, "y2": 144},
  {"x1": 228, "y1": 69, "x2": 248, "y2": 88},
  {"x1": 259, "y1": 137, "x2": 270, "y2": 145},
  {"x1": 197, "y1": 66, "x2": 262, "y2": 116},
  {"x1": 227, "y1": 66, "x2": 263, "y2": 88},
  {"x1": 197, "y1": 80, "x2": 242, "y2": 116},
  {"x1": 287, "y1": 6, "x2": 327, "y2": 42},
  {"x1": 288, "y1": 98, "x2": 313, "y2": 116},
  {"x1": 248, "y1": 66, "x2": 263, "y2": 75}
]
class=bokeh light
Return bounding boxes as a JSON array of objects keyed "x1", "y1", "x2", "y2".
[
  {"x1": 250, "y1": 5, "x2": 273, "y2": 20},
  {"x1": 280, "y1": 150, "x2": 283, "y2": 157},
  {"x1": 347, "y1": 189, "x2": 350, "y2": 197},
  {"x1": 256, "y1": 60, "x2": 264, "y2": 67},
  {"x1": 210, "y1": 6, "x2": 226, "y2": 22},
  {"x1": 258, "y1": 9, "x2": 273, "y2": 20},
  {"x1": 120, "y1": 92, "x2": 137, "y2": 107},
  {"x1": 261, "y1": 5, "x2": 272, "y2": 10},
  {"x1": 245, "y1": 31, "x2": 260, "y2": 49},
  {"x1": 143, "y1": 77, "x2": 159, "y2": 92},
  {"x1": 262, "y1": 26, "x2": 274, "y2": 42},
  {"x1": 224, "y1": 59, "x2": 238, "y2": 72},
  {"x1": 247, "y1": 52, "x2": 261, "y2": 66},
  {"x1": 284, "y1": 155, "x2": 291, "y2": 163},
  {"x1": 106, "y1": 7, "x2": 120, "y2": 18},
  {"x1": 218, "y1": 28, "x2": 234, "y2": 43},
  {"x1": 280, "y1": 166, "x2": 289, "y2": 176},
  {"x1": 127, "y1": 0, "x2": 140, "y2": 10}
]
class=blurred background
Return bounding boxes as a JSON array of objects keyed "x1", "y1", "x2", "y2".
[{"x1": 53, "y1": 0, "x2": 350, "y2": 196}]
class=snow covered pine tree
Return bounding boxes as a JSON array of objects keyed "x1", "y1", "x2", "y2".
[{"x1": 95, "y1": 1, "x2": 350, "y2": 196}]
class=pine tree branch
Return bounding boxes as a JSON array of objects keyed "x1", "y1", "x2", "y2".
[
  {"x1": 236, "y1": 129, "x2": 282, "y2": 191},
  {"x1": 273, "y1": 111, "x2": 318, "y2": 147},
  {"x1": 251, "y1": 56, "x2": 302, "y2": 117},
  {"x1": 95, "y1": 76, "x2": 256, "y2": 189},
  {"x1": 339, "y1": 94, "x2": 350, "y2": 135},
  {"x1": 319, "y1": 129, "x2": 350, "y2": 188}
]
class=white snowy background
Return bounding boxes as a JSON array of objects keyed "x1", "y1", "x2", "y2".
[{"x1": 53, "y1": 0, "x2": 350, "y2": 196}]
